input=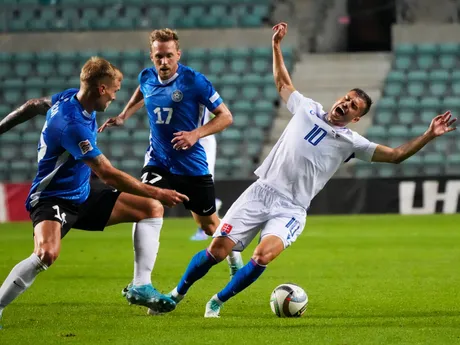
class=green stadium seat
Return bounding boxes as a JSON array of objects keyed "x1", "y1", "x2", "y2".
[
  {"x1": 221, "y1": 128, "x2": 242, "y2": 141},
  {"x1": 410, "y1": 125, "x2": 428, "y2": 136},
  {"x1": 386, "y1": 71, "x2": 405, "y2": 82},
  {"x1": 221, "y1": 74, "x2": 241, "y2": 86},
  {"x1": 263, "y1": 86, "x2": 279, "y2": 100},
  {"x1": 452, "y1": 70, "x2": 460, "y2": 81},
  {"x1": 246, "y1": 128, "x2": 264, "y2": 141},
  {"x1": 394, "y1": 56, "x2": 411, "y2": 70},
  {"x1": 433, "y1": 137, "x2": 448, "y2": 152},
  {"x1": 375, "y1": 111, "x2": 393, "y2": 125},
  {"x1": 231, "y1": 59, "x2": 247, "y2": 74},
  {"x1": 25, "y1": 89, "x2": 43, "y2": 100},
  {"x1": 254, "y1": 113, "x2": 272, "y2": 129},
  {"x1": 242, "y1": 86, "x2": 260, "y2": 100},
  {"x1": 439, "y1": 43, "x2": 459, "y2": 55},
  {"x1": 388, "y1": 125, "x2": 409, "y2": 137},
  {"x1": 232, "y1": 114, "x2": 250, "y2": 127},
  {"x1": 3, "y1": 90, "x2": 22, "y2": 105},
  {"x1": 429, "y1": 69, "x2": 450, "y2": 82},
  {"x1": 240, "y1": 14, "x2": 262, "y2": 28},
  {"x1": 246, "y1": 141, "x2": 262, "y2": 156},
  {"x1": 399, "y1": 97, "x2": 418, "y2": 110},
  {"x1": 395, "y1": 44, "x2": 416, "y2": 56},
  {"x1": 188, "y1": 60, "x2": 205, "y2": 73},
  {"x1": 399, "y1": 110, "x2": 415, "y2": 125},
  {"x1": 252, "y1": 47, "x2": 271, "y2": 58},
  {"x1": 420, "y1": 97, "x2": 441, "y2": 110},
  {"x1": 429, "y1": 82, "x2": 447, "y2": 96},
  {"x1": 439, "y1": 55, "x2": 456, "y2": 69},
  {"x1": 36, "y1": 62, "x2": 54, "y2": 77},
  {"x1": 400, "y1": 156, "x2": 423, "y2": 177},
  {"x1": 15, "y1": 62, "x2": 33, "y2": 77},
  {"x1": 385, "y1": 82, "x2": 403, "y2": 97},
  {"x1": 446, "y1": 154, "x2": 460, "y2": 174},
  {"x1": 407, "y1": 70, "x2": 428, "y2": 82},
  {"x1": 407, "y1": 82, "x2": 425, "y2": 97},
  {"x1": 378, "y1": 97, "x2": 397, "y2": 111},
  {"x1": 221, "y1": 142, "x2": 240, "y2": 157},
  {"x1": 4, "y1": 78, "x2": 24, "y2": 89},
  {"x1": 220, "y1": 86, "x2": 238, "y2": 102},
  {"x1": 378, "y1": 164, "x2": 398, "y2": 178},
  {"x1": 451, "y1": 81, "x2": 460, "y2": 96},
  {"x1": 252, "y1": 59, "x2": 270, "y2": 73},
  {"x1": 417, "y1": 43, "x2": 437, "y2": 55},
  {"x1": 242, "y1": 73, "x2": 265, "y2": 85},
  {"x1": 416, "y1": 55, "x2": 435, "y2": 69},
  {"x1": 254, "y1": 100, "x2": 273, "y2": 112},
  {"x1": 208, "y1": 60, "x2": 226, "y2": 74},
  {"x1": 442, "y1": 96, "x2": 460, "y2": 110}
]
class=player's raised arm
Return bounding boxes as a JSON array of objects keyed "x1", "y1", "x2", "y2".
[
  {"x1": 0, "y1": 96, "x2": 51, "y2": 135},
  {"x1": 85, "y1": 154, "x2": 188, "y2": 207},
  {"x1": 272, "y1": 22, "x2": 295, "y2": 103},
  {"x1": 98, "y1": 86, "x2": 144, "y2": 132},
  {"x1": 372, "y1": 111, "x2": 457, "y2": 164}
]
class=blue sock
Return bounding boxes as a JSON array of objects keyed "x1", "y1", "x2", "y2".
[
  {"x1": 217, "y1": 259, "x2": 266, "y2": 302},
  {"x1": 177, "y1": 249, "x2": 217, "y2": 295}
]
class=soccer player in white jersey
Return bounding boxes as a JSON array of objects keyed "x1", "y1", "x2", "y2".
[
  {"x1": 140, "y1": 22, "x2": 457, "y2": 317},
  {"x1": 190, "y1": 108, "x2": 223, "y2": 241}
]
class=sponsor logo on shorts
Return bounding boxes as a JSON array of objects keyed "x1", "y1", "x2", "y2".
[
  {"x1": 221, "y1": 223, "x2": 233, "y2": 235},
  {"x1": 78, "y1": 140, "x2": 93, "y2": 155},
  {"x1": 171, "y1": 90, "x2": 183, "y2": 102}
]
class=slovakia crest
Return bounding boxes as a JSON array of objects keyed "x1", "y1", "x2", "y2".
[{"x1": 171, "y1": 90, "x2": 183, "y2": 102}]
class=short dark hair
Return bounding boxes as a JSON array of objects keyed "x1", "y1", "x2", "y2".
[{"x1": 351, "y1": 88, "x2": 373, "y2": 116}]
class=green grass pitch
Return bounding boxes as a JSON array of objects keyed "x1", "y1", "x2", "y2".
[{"x1": 1, "y1": 215, "x2": 460, "y2": 345}]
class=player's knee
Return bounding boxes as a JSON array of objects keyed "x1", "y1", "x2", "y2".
[
  {"x1": 200, "y1": 223, "x2": 217, "y2": 236},
  {"x1": 208, "y1": 243, "x2": 230, "y2": 262},
  {"x1": 35, "y1": 247, "x2": 60, "y2": 267},
  {"x1": 252, "y1": 250, "x2": 274, "y2": 266},
  {"x1": 139, "y1": 199, "x2": 164, "y2": 220}
]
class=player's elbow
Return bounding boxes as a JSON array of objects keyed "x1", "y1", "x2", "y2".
[
  {"x1": 390, "y1": 149, "x2": 404, "y2": 164},
  {"x1": 222, "y1": 109, "x2": 233, "y2": 127},
  {"x1": 26, "y1": 98, "x2": 49, "y2": 115},
  {"x1": 93, "y1": 165, "x2": 118, "y2": 186}
]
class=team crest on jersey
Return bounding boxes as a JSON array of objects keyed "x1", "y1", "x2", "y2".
[
  {"x1": 78, "y1": 140, "x2": 93, "y2": 155},
  {"x1": 171, "y1": 90, "x2": 183, "y2": 102},
  {"x1": 221, "y1": 223, "x2": 233, "y2": 235}
]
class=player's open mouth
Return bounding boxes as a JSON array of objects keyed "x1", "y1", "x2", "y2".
[{"x1": 335, "y1": 106, "x2": 345, "y2": 117}]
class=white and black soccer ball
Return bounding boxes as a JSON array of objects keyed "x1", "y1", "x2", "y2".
[{"x1": 270, "y1": 283, "x2": 308, "y2": 318}]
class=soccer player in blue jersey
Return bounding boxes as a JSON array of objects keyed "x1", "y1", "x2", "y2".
[
  {"x1": 0, "y1": 57, "x2": 189, "y2": 328},
  {"x1": 98, "y1": 28, "x2": 244, "y2": 302}
]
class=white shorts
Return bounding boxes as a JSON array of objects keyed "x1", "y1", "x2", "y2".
[
  {"x1": 213, "y1": 181, "x2": 307, "y2": 251},
  {"x1": 200, "y1": 135, "x2": 216, "y2": 178}
]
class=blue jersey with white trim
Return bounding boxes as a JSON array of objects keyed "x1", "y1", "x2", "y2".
[
  {"x1": 139, "y1": 63, "x2": 223, "y2": 176},
  {"x1": 26, "y1": 89, "x2": 102, "y2": 210}
]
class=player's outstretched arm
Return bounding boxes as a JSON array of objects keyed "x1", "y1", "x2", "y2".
[
  {"x1": 0, "y1": 97, "x2": 51, "y2": 135},
  {"x1": 171, "y1": 103, "x2": 232, "y2": 150},
  {"x1": 272, "y1": 22, "x2": 295, "y2": 104},
  {"x1": 372, "y1": 111, "x2": 457, "y2": 164},
  {"x1": 85, "y1": 154, "x2": 189, "y2": 207},
  {"x1": 98, "y1": 86, "x2": 144, "y2": 132}
]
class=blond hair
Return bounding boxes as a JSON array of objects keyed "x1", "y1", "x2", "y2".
[
  {"x1": 80, "y1": 57, "x2": 123, "y2": 86},
  {"x1": 149, "y1": 28, "x2": 180, "y2": 50}
]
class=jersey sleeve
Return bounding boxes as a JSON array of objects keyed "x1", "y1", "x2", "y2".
[
  {"x1": 352, "y1": 131, "x2": 378, "y2": 162},
  {"x1": 286, "y1": 91, "x2": 321, "y2": 116},
  {"x1": 195, "y1": 73, "x2": 223, "y2": 112},
  {"x1": 61, "y1": 124, "x2": 102, "y2": 161}
]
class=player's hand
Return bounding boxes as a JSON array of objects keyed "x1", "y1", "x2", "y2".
[
  {"x1": 272, "y1": 22, "x2": 288, "y2": 44},
  {"x1": 426, "y1": 111, "x2": 457, "y2": 138},
  {"x1": 157, "y1": 189, "x2": 189, "y2": 208},
  {"x1": 171, "y1": 130, "x2": 200, "y2": 150},
  {"x1": 98, "y1": 116, "x2": 124, "y2": 132}
]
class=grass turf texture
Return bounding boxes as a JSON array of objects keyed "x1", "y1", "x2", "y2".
[{"x1": 1, "y1": 215, "x2": 460, "y2": 345}]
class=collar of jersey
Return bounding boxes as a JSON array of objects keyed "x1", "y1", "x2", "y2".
[
  {"x1": 157, "y1": 65, "x2": 181, "y2": 85},
  {"x1": 70, "y1": 94, "x2": 96, "y2": 120},
  {"x1": 321, "y1": 112, "x2": 348, "y2": 132}
]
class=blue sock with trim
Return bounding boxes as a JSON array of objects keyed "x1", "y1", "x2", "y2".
[
  {"x1": 177, "y1": 249, "x2": 217, "y2": 295},
  {"x1": 217, "y1": 258, "x2": 266, "y2": 302}
]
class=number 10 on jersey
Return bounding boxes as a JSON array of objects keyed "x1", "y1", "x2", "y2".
[{"x1": 304, "y1": 124, "x2": 327, "y2": 146}]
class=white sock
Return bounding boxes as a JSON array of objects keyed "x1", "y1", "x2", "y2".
[
  {"x1": 132, "y1": 218, "x2": 163, "y2": 286},
  {"x1": 0, "y1": 253, "x2": 48, "y2": 309},
  {"x1": 226, "y1": 251, "x2": 243, "y2": 267}
]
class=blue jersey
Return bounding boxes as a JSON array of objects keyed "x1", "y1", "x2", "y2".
[
  {"x1": 26, "y1": 88, "x2": 102, "y2": 210},
  {"x1": 139, "y1": 63, "x2": 223, "y2": 176}
]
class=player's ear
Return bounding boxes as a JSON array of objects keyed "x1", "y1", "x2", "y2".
[
  {"x1": 98, "y1": 84, "x2": 106, "y2": 95},
  {"x1": 177, "y1": 49, "x2": 182, "y2": 61},
  {"x1": 352, "y1": 116, "x2": 360, "y2": 123}
]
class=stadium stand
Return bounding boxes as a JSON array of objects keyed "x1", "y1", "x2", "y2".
[
  {"x1": 356, "y1": 43, "x2": 460, "y2": 178},
  {"x1": 0, "y1": 46, "x2": 294, "y2": 182}
]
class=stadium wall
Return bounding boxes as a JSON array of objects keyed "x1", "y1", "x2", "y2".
[{"x1": 2, "y1": 177, "x2": 459, "y2": 222}]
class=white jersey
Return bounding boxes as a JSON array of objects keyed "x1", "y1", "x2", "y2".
[
  {"x1": 255, "y1": 91, "x2": 377, "y2": 210},
  {"x1": 199, "y1": 108, "x2": 217, "y2": 177}
]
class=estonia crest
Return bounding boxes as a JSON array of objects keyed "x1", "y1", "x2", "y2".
[{"x1": 171, "y1": 90, "x2": 183, "y2": 102}]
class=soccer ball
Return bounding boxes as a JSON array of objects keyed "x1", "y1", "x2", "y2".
[{"x1": 270, "y1": 283, "x2": 308, "y2": 318}]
